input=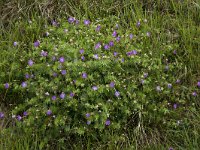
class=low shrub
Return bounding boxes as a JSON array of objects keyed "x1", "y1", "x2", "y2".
[{"x1": 2, "y1": 17, "x2": 199, "y2": 143}]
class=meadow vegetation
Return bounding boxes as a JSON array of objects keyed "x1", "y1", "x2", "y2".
[{"x1": 0, "y1": 0, "x2": 200, "y2": 149}]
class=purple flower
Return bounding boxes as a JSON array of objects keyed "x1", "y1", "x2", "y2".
[
  {"x1": 112, "y1": 30, "x2": 117, "y2": 37},
  {"x1": 132, "y1": 50, "x2": 137, "y2": 55},
  {"x1": 96, "y1": 25, "x2": 101, "y2": 31},
  {"x1": 41, "y1": 50, "x2": 48, "y2": 57},
  {"x1": 92, "y1": 86, "x2": 98, "y2": 91},
  {"x1": 21, "y1": 82, "x2": 27, "y2": 88},
  {"x1": 52, "y1": 20, "x2": 58, "y2": 26},
  {"x1": 52, "y1": 95, "x2": 57, "y2": 100},
  {"x1": 104, "y1": 44, "x2": 110, "y2": 50},
  {"x1": 173, "y1": 50, "x2": 177, "y2": 54},
  {"x1": 115, "y1": 91, "x2": 120, "y2": 97},
  {"x1": 60, "y1": 92, "x2": 66, "y2": 99},
  {"x1": 84, "y1": 20, "x2": 90, "y2": 25},
  {"x1": 53, "y1": 72, "x2": 57, "y2": 77},
  {"x1": 25, "y1": 74, "x2": 30, "y2": 79},
  {"x1": 144, "y1": 73, "x2": 148, "y2": 78},
  {"x1": 126, "y1": 51, "x2": 131, "y2": 56},
  {"x1": 192, "y1": 92, "x2": 197, "y2": 96},
  {"x1": 110, "y1": 82, "x2": 115, "y2": 88},
  {"x1": 47, "y1": 110, "x2": 52, "y2": 116},
  {"x1": 75, "y1": 20, "x2": 79, "y2": 24},
  {"x1": 28, "y1": 59, "x2": 34, "y2": 66},
  {"x1": 121, "y1": 58, "x2": 125, "y2": 62},
  {"x1": 34, "y1": 40, "x2": 40, "y2": 47},
  {"x1": 141, "y1": 79, "x2": 145, "y2": 84},
  {"x1": 95, "y1": 42, "x2": 101, "y2": 50},
  {"x1": 93, "y1": 54, "x2": 99, "y2": 59},
  {"x1": 79, "y1": 49, "x2": 84, "y2": 54},
  {"x1": 81, "y1": 56, "x2": 85, "y2": 61},
  {"x1": 129, "y1": 34, "x2": 133, "y2": 39},
  {"x1": 105, "y1": 119, "x2": 111, "y2": 126},
  {"x1": 13, "y1": 42, "x2": 18, "y2": 46},
  {"x1": 136, "y1": 21, "x2": 141, "y2": 27},
  {"x1": 82, "y1": 72, "x2": 87, "y2": 79},
  {"x1": 168, "y1": 83, "x2": 172, "y2": 89},
  {"x1": 109, "y1": 41, "x2": 114, "y2": 47},
  {"x1": 156, "y1": 86, "x2": 161, "y2": 92},
  {"x1": 113, "y1": 52, "x2": 118, "y2": 57},
  {"x1": 116, "y1": 36, "x2": 120, "y2": 42},
  {"x1": 197, "y1": 81, "x2": 200, "y2": 87},
  {"x1": 173, "y1": 104, "x2": 177, "y2": 109},
  {"x1": 127, "y1": 50, "x2": 137, "y2": 56},
  {"x1": 169, "y1": 147, "x2": 173, "y2": 150},
  {"x1": 0, "y1": 112, "x2": 4, "y2": 119},
  {"x1": 68, "y1": 17, "x2": 75, "y2": 23},
  {"x1": 23, "y1": 111, "x2": 28, "y2": 116},
  {"x1": 70, "y1": 92, "x2": 75, "y2": 97},
  {"x1": 61, "y1": 70, "x2": 67, "y2": 75},
  {"x1": 17, "y1": 115, "x2": 22, "y2": 121},
  {"x1": 146, "y1": 32, "x2": 151, "y2": 37},
  {"x1": 87, "y1": 121, "x2": 91, "y2": 125},
  {"x1": 4, "y1": 83, "x2": 9, "y2": 89},
  {"x1": 86, "y1": 113, "x2": 90, "y2": 118},
  {"x1": 59, "y1": 57, "x2": 65, "y2": 63}
]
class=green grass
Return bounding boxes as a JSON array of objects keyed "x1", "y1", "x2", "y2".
[
  {"x1": 1, "y1": 111, "x2": 200, "y2": 150},
  {"x1": 1, "y1": 0, "x2": 200, "y2": 149}
]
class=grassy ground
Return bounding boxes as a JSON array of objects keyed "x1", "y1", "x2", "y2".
[{"x1": 0, "y1": 0, "x2": 200, "y2": 149}]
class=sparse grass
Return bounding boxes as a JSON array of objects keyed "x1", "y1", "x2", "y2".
[{"x1": 0, "y1": 0, "x2": 200, "y2": 149}]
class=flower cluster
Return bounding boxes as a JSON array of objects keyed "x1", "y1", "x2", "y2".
[{"x1": 2, "y1": 18, "x2": 198, "y2": 140}]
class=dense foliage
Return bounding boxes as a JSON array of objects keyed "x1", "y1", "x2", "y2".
[
  {"x1": 0, "y1": 18, "x2": 198, "y2": 142},
  {"x1": 0, "y1": 1, "x2": 200, "y2": 149}
]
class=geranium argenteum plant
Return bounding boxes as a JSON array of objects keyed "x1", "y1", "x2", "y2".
[{"x1": 11, "y1": 18, "x2": 199, "y2": 140}]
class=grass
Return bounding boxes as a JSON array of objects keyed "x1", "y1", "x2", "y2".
[
  {"x1": 0, "y1": 0, "x2": 200, "y2": 149},
  {"x1": 1, "y1": 114, "x2": 199, "y2": 150}
]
